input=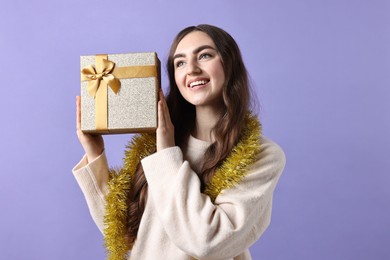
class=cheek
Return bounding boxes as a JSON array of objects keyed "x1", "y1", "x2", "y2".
[
  {"x1": 174, "y1": 70, "x2": 185, "y2": 88},
  {"x1": 212, "y1": 64, "x2": 226, "y2": 85},
  {"x1": 174, "y1": 72, "x2": 186, "y2": 97}
]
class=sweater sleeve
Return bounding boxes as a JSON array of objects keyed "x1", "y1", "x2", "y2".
[
  {"x1": 141, "y1": 138, "x2": 286, "y2": 259},
  {"x1": 72, "y1": 152, "x2": 110, "y2": 233}
]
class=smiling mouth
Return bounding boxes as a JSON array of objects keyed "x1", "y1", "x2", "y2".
[{"x1": 189, "y1": 80, "x2": 210, "y2": 88}]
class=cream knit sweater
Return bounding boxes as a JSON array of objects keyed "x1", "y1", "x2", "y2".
[{"x1": 73, "y1": 135, "x2": 285, "y2": 260}]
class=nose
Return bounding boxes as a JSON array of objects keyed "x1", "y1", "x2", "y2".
[{"x1": 186, "y1": 60, "x2": 201, "y2": 75}]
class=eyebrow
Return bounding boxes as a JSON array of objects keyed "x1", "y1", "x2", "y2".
[{"x1": 173, "y1": 45, "x2": 216, "y2": 60}]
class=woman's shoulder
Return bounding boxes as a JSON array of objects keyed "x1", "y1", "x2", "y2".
[
  {"x1": 255, "y1": 136, "x2": 286, "y2": 172},
  {"x1": 259, "y1": 136, "x2": 285, "y2": 156}
]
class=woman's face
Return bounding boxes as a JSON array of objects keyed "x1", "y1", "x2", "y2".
[{"x1": 173, "y1": 31, "x2": 226, "y2": 110}]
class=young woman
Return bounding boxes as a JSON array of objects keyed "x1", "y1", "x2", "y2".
[{"x1": 73, "y1": 24, "x2": 286, "y2": 260}]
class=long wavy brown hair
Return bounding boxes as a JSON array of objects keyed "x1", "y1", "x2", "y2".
[{"x1": 126, "y1": 24, "x2": 253, "y2": 246}]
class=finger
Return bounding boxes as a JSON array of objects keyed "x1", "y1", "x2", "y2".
[
  {"x1": 159, "y1": 91, "x2": 171, "y2": 123},
  {"x1": 158, "y1": 100, "x2": 166, "y2": 128},
  {"x1": 159, "y1": 90, "x2": 165, "y2": 105},
  {"x1": 161, "y1": 93, "x2": 168, "y2": 112},
  {"x1": 76, "y1": 96, "x2": 81, "y2": 130},
  {"x1": 159, "y1": 90, "x2": 167, "y2": 105},
  {"x1": 159, "y1": 91, "x2": 170, "y2": 124}
]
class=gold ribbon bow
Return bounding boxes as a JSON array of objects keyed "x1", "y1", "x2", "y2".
[{"x1": 81, "y1": 58, "x2": 121, "y2": 97}]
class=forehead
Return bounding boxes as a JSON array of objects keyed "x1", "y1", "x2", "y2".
[{"x1": 174, "y1": 31, "x2": 216, "y2": 54}]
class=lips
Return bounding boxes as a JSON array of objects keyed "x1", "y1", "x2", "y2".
[{"x1": 188, "y1": 78, "x2": 210, "y2": 88}]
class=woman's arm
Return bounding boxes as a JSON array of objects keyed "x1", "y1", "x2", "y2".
[
  {"x1": 141, "y1": 138, "x2": 285, "y2": 259},
  {"x1": 73, "y1": 96, "x2": 108, "y2": 233},
  {"x1": 72, "y1": 152, "x2": 110, "y2": 233}
]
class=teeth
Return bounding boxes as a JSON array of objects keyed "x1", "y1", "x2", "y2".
[{"x1": 189, "y1": 80, "x2": 208, "y2": 88}]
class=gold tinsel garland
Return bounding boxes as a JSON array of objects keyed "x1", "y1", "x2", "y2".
[
  {"x1": 103, "y1": 114, "x2": 261, "y2": 260},
  {"x1": 104, "y1": 133, "x2": 156, "y2": 260},
  {"x1": 203, "y1": 114, "x2": 262, "y2": 202}
]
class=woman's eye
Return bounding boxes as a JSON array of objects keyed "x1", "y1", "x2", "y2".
[
  {"x1": 175, "y1": 61, "x2": 185, "y2": 68},
  {"x1": 200, "y1": 53, "x2": 212, "y2": 59}
]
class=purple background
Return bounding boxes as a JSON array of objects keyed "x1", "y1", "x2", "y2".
[{"x1": 1, "y1": 0, "x2": 389, "y2": 259}]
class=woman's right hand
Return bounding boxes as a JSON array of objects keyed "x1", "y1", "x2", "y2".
[{"x1": 76, "y1": 96, "x2": 104, "y2": 162}]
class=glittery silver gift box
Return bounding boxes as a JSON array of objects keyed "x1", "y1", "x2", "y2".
[{"x1": 80, "y1": 52, "x2": 160, "y2": 134}]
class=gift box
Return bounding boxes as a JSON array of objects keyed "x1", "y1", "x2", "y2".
[{"x1": 80, "y1": 52, "x2": 160, "y2": 134}]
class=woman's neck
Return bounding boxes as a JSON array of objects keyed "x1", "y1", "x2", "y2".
[{"x1": 193, "y1": 105, "x2": 224, "y2": 142}]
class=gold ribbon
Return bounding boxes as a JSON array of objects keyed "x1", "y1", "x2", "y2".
[{"x1": 80, "y1": 54, "x2": 158, "y2": 132}]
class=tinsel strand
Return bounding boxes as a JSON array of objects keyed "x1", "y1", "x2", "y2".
[
  {"x1": 203, "y1": 114, "x2": 262, "y2": 202},
  {"x1": 104, "y1": 133, "x2": 156, "y2": 260}
]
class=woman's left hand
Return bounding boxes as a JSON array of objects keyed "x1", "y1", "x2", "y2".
[{"x1": 156, "y1": 90, "x2": 175, "y2": 152}]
